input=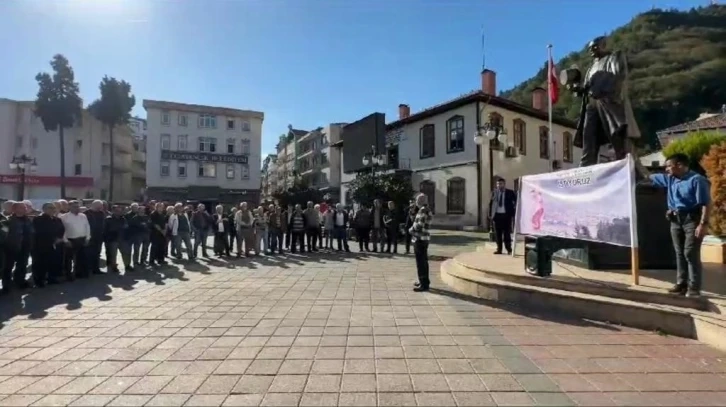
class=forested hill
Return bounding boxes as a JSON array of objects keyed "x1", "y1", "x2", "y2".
[{"x1": 500, "y1": 5, "x2": 726, "y2": 147}]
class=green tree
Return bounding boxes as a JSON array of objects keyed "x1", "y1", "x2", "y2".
[
  {"x1": 348, "y1": 172, "x2": 415, "y2": 210},
  {"x1": 34, "y1": 54, "x2": 83, "y2": 199},
  {"x1": 271, "y1": 179, "x2": 323, "y2": 208},
  {"x1": 662, "y1": 131, "x2": 726, "y2": 174},
  {"x1": 500, "y1": 5, "x2": 726, "y2": 147},
  {"x1": 88, "y1": 76, "x2": 136, "y2": 202}
]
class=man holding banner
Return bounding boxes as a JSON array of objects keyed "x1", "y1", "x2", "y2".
[{"x1": 646, "y1": 153, "x2": 710, "y2": 298}]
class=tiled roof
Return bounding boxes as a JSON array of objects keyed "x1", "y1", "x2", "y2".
[
  {"x1": 656, "y1": 113, "x2": 726, "y2": 135},
  {"x1": 386, "y1": 90, "x2": 576, "y2": 131}
]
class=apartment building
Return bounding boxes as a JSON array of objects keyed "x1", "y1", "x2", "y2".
[
  {"x1": 143, "y1": 99, "x2": 264, "y2": 206},
  {"x1": 274, "y1": 127, "x2": 307, "y2": 190},
  {"x1": 0, "y1": 98, "x2": 137, "y2": 201},
  {"x1": 339, "y1": 70, "x2": 581, "y2": 228},
  {"x1": 261, "y1": 154, "x2": 278, "y2": 201},
  {"x1": 129, "y1": 116, "x2": 147, "y2": 199}
]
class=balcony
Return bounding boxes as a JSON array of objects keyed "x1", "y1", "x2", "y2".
[
  {"x1": 105, "y1": 137, "x2": 133, "y2": 154},
  {"x1": 132, "y1": 166, "x2": 145, "y2": 180},
  {"x1": 132, "y1": 150, "x2": 146, "y2": 163}
]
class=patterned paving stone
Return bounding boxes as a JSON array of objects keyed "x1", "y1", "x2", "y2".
[{"x1": 0, "y1": 252, "x2": 724, "y2": 406}]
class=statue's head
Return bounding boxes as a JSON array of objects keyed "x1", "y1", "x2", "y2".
[{"x1": 588, "y1": 36, "x2": 608, "y2": 58}]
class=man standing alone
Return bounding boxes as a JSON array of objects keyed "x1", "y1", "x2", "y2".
[
  {"x1": 410, "y1": 193, "x2": 432, "y2": 292},
  {"x1": 488, "y1": 178, "x2": 517, "y2": 255},
  {"x1": 646, "y1": 153, "x2": 710, "y2": 297}
]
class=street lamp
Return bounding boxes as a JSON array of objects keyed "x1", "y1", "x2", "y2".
[
  {"x1": 9, "y1": 154, "x2": 37, "y2": 201},
  {"x1": 474, "y1": 116, "x2": 508, "y2": 231},
  {"x1": 362, "y1": 145, "x2": 385, "y2": 200}
]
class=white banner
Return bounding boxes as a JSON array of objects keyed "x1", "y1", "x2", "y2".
[{"x1": 515, "y1": 156, "x2": 636, "y2": 247}]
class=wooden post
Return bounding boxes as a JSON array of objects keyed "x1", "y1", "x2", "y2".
[
  {"x1": 627, "y1": 154, "x2": 640, "y2": 286},
  {"x1": 631, "y1": 247, "x2": 640, "y2": 286}
]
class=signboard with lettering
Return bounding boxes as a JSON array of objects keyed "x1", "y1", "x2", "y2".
[
  {"x1": 0, "y1": 175, "x2": 94, "y2": 187},
  {"x1": 160, "y1": 150, "x2": 248, "y2": 164}
]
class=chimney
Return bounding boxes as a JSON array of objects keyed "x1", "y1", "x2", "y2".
[
  {"x1": 481, "y1": 69, "x2": 496, "y2": 95},
  {"x1": 532, "y1": 87, "x2": 547, "y2": 111},
  {"x1": 398, "y1": 104, "x2": 411, "y2": 120}
]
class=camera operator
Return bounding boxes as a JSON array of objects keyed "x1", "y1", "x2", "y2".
[{"x1": 646, "y1": 153, "x2": 710, "y2": 297}]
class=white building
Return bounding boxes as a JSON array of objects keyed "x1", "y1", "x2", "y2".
[
  {"x1": 340, "y1": 70, "x2": 582, "y2": 228},
  {"x1": 0, "y1": 98, "x2": 137, "y2": 201},
  {"x1": 143, "y1": 99, "x2": 264, "y2": 206},
  {"x1": 128, "y1": 116, "x2": 147, "y2": 199}
]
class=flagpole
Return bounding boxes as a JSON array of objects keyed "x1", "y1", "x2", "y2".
[{"x1": 547, "y1": 44, "x2": 554, "y2": 171}]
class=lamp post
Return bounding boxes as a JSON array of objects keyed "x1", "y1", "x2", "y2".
[
  {"x1": 474, "y1": 117, "x2": 508, "y2": 231},
  {"x1": 362, "y1": 145, "x2": 385, "y2": 201},
  {"x1": 9, "y1": 154, "x2": 38, "y2": 201}
]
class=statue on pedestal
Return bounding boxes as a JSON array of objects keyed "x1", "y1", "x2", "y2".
[{"x1": 560, "y1": 36, "x2": 642, "y2": 168}]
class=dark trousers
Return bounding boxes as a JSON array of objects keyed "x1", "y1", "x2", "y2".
[
  {"x1": 671, "y1": 214, "x2": 704, "y2": 291},
  {"x1": 150, "y1": 232, "x2": 166, "y2": 263},
  {"x1": 214, "y1": 232, "x2": 230, "y2": 255},
  {"x1": 357, "y1": 228, "x2": 370, "y2": 251},
  {"x1": 580, "y1": 104, "x2": 628, "y2": 166},
  {"x1": 334, "y1": 226, "x2": 349, "y2": 251},
  {"x1": 228, "y1": 231, "x2": 236, "y2": 252},
  {"x1": 414, "y1": 240, "x2": 430, "y2": 288},
  {"x1": 3, "y1": 247, "x2": 29, "y2": 289},
  {"x1": 268, "y1": 229, "x2": 283, "y2": 253},
  {"x1": 306, "y1": 227, "x2": 319, "y2": 251},
  {"x1": 385, "y1": 228, "x2": 398, "y2": 253},
  {"x1": 65, "y1": 238, "x2": 88, "y2": 278},
  {"x1": 129, "y1": 235, "x2": 143, "y2": 266},
  {"x1": 88, "y1": 238, "x2": 103, "y2": 274},
  {"x1": 324, "y1": 228, "x2": 334, "y2": 248},
  {"x1": 284, "y1": 231, "x2": 291, "y2": 249},
  {"x1": 32, "y1": 246, "x2": 61, "y2": 285},
  {"x1": 141, "y1": 233, "x2": 150, "y2": 264},
  {"x1": 194, "y1": 229, "x2": 209, "y2": 256},
  {"x1": 106, "y1": 239, "x2": 130, "y2": 269},
  {"x1": 371, "y1": 228, "x2": 385, "y2": 251},
  {"x1": 405, "y1": 232, "x2": 412, "y2": 253},
  {"x1": 290, "y1": 231, "x2": 305, "y2": 253},
  {"x1": 493, "y1": 213, "x2": 513, "y2": 253}
]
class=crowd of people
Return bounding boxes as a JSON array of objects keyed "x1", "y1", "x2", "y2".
[{"x1": 0, "y1": 193, "x2": 434, "y2": 295}]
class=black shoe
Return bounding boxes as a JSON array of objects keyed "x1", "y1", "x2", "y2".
[
  {"x1": 494, "y1": 250, "x2": 503, "y2": 255},
  {"x1": 668, "y1": 284, "x2": 687, "y2": 295},
  {"x1": 92, "y1": 270, "x2": 104, "y2": 275},
  {"x1": 34, "y1": 281, "x2": 45, "y2": 288},
  {"x1": 413, "y1": 286, "x2": 429, "y2": 292}
]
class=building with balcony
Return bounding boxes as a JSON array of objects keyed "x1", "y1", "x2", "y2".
[
  {"x1": 261, "y1": 154, "x2": 278, "y2": 201},
  {"x1": 129, "y1": 116, "x2": 147, "y2": 200},
  {"x1": 143, "y1": 99, "x2": 264, "y2": 206},
  {"x1": 339, "y1": 69, "x2": 582, "y2": 228},
  {"x1": 0, "y1": 98, "x2": 138, "y2": 201},
  {"x1": 295, "y1": 124, "x2": 344, "y2": 198},
  {"x1": 274, "y1": 127, "x2": 307, "y2": 190}
]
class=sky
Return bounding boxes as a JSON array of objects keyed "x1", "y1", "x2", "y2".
[{"x1": 0, "y1": 0, "x2": 708, "y2": 158}]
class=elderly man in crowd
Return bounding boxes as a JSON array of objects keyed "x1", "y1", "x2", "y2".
[
  {"x1": 60, "y1": 200, "x2": 91, "y2": 280},
  {"x1": 85, "y1": 200, "x2": 106, "y2": 275},
  {"x1": 1, "y1": 202, "x2": 33, "y2": 293},
  {"x1": 192, "y1": 203, "x2": 213, "y2": 258},
  {"x1": 32, "y1": 202, "x2": 65, "y2": 286}
]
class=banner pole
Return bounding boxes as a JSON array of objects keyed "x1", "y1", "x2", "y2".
[
  {"x1": 511, "y1": 185, "x2": 522, "y2": 257},
  {"x1": 627, "y1": 154, "x2": 640, "y2": 285}
]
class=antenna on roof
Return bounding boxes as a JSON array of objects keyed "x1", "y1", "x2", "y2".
[{"x1": 480, "y1": 25, "x2": 486, "y2": 71}]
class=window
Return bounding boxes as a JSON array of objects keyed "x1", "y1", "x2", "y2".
[
  {"x1": 198, "y1": 114, "x2": 217, "y2": 129},
  {"x1": 226, "y1": 164, "x2": 235, "y2": 179},
  {"x1": 178, "y1": 114, "x2": 188, "y2": 127},
  {"x1": 489, "y1": 113, "x2": 503, "y2": 150},
  {"x1": 161, "y1": 134, "x2": 171, "y2": 150},
  {"x1": 198, "y1": 163, "x2": 217, "y2": 178},
  {"x1": 198, "y1": 137, "x2": 217, "y2": 152},
  {"x1": 446, "y1": 177, "x2": 466, "y2": 215},
  {"x1": 420, "y1": 180, "x2": 436, "y2": 214},
  {"x1": 419, "y1": 124, "x2": 435, "y2": 159},
  {"x1": 227, "y1": 119, "x2": 235, "y2": 130},
  {"x1": 142, "y1": 121, "x2": 147, "y2": 130},
  {"x1": 161, "y1": 111, "x2": 170, "y2": 125},
  {"x1": 563, "y1": 131, "x2": 574, "y2": 163},
  {"x1": 161, "y1": 161, "x2": 170, "y2": 176},
  {"x1": 74, "y1": 164, "x2": 82, "y2": 175},
  {"x1": 446, "y1": 116, "x2": 465, "y2": 153},
  {"x1": 76, "y1": 140, "x2": 83, "y2": 149},
  {"x1": 227, "y1": 139, "x2": 235, "y2": 154},
  {"x1": 513, "y1": 119, "x2": 526, "y2": 155},
  {"x1": 539, "y1": 126, "x2": 549, "y2": 159},
  {"x1": 241, "y1": 164, "x2": 250, "y2": 179},
  {"x1": 178, "y1": 135, "x2": 188, "y2": 150},
  {"x1": 241, "y1": 121, "x2": 251, "y2": 132},
  {"x1": 31, "y1": 137, "x2": 38, "y2": 149},
  {"x1": 177, "y1": 161, "x2": 187, "y2": 177},
  {"x1": 241, "y1": 139, "x2": 251, "y2": 155}
]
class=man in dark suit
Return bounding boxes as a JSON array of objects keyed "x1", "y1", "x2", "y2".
[{"x1": 488, "y1": 178, "x2": 517, "y2": 255}]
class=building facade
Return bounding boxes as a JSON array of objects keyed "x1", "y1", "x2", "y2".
[
  {"x1": 340, "y1": 70, "x2": 582, "y2": 228},
  {"x1": 0, "y1": 98, "x2": 137, "y2": 201},
  {"x1": 143, "y1": 100, "x2": 263, "y2": 206},
  {"x1": 129, "y1": 116, "x2": 147, "y2": 200},
  {"x1": 261, "y1": 154, "x2": 277, "y2": 201}
]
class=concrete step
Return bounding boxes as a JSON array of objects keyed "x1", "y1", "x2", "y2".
[{"x1": 441, "y1": 258, "x2": 726, "y2": 352}]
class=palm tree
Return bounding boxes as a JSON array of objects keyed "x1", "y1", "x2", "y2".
[
  {"x1": 34, "y1": 54, "x2": 82, "y2": 199},
  {"x1": 88, "y1": 76, "x2": 135, "y2": 202}
]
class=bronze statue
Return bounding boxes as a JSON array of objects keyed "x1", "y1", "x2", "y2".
[{"x1": 560, "y1": 36, "x2": 641, "y2": 167}]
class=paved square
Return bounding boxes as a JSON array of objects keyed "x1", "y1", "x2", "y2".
[{"x1": 0, "y1": 251, "x2": 725, "y2": 406}]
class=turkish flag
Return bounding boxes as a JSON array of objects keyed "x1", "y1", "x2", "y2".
[{"x1": 548, "y1": 55, "x2": 559, "y2": 104}]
